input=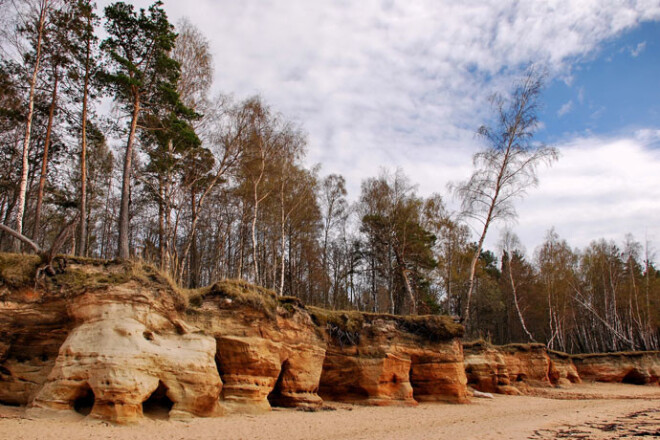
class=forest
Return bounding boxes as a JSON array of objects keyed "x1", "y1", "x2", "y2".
[{"x1": 0, "y1": 0, "x2": 658, "y2": 353}]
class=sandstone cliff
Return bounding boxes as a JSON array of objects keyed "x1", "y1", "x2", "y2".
[
  {"x1": 185, "y1": 283, "x2": 326, "y2": 414},
  {"x1": 3, "y1": 253, "x2": 657, "y2": 424},
  {"x1": 1, "y1": 256, "x2": 221, "y2": 423},
  {"x1": 0, "y1": 254, "x2": 468, "y2": 423},
  {"x1": 547, "y1": 350, "x2": 581, "y2": 386},
  {"x1": 463, "y1": 341, "x2": 520, "y2": 395},
  {"x1": 464, "y1": 342, "x2": 584, "y2": 394},
  {"x1": 312, "y1": 309, "x2": 467, "y2": 405},
  {"x1": 572, "y1": 351, "x2": 660, "y2": 385}
]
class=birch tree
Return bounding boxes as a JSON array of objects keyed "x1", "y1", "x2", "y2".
[
  {"x1": 14, "y1": 0, "x2": 53, "y2": 249},
  {"x1": 454, "y1": 68, "x2": 557, "y2": 329}
]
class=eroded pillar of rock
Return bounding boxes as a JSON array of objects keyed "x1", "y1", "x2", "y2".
[
  {"x1": 30, "y1": 290, "x2": 222, "y2": 424},
  {"x1": 215, "y1": 336, "x2": 281, "y2": 414},
  {"x1": 410, "y1": 342, "x2": 468, "y2": 403}
]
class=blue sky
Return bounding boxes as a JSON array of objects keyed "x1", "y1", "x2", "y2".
[
  {"x1": 99, "y1": 0, "x2": 660, "y2": 256},
  {"x1": 540, "y1": 21, "x2": 660, "y2": 144}
]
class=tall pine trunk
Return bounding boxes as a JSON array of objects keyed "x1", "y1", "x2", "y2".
[
  {"x1": 33, "y1": 70, "x2": 59, "y2": 242},
  {"x1": 117, "y1": 93, "x2": 140, "y2": 259},
  {"x1": 78, "y1": 18, "x2": 92, "y2": 257}
]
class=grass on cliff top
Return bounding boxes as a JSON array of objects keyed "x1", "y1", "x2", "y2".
[
  {"x1": 308, "y1": 306, "x2": 464, "y2": 343},
  {"x1": 547, "y1": 349, "x2": 573, "y2": 359},
  {"x1": 463, "y1": 339, "x2": 547, "y2": 352},
  {"x1": 0, "y1": 252, "x2": 187, "y2": 310},
  {"x1": 188, "y1": 279, "x2": 282, "y2": 318},
  {"x1": 499, "y1": 342, "x2": 547, "y2": 353},
  {"x1": 571, "y1": 350, "x2": 660, "y2": 360},
  {"x1": 462, "y1": 339, "x2": 491, "y2": 350},
  {"x1": 0, "y1": 253, "x2": 41, "y2": 288}
]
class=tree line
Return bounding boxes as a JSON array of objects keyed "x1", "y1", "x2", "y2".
[{"x1": 0, "y1": 0, "x2": 657, "y2": 352}]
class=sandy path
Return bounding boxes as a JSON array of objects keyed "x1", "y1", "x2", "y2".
[{"x1": 2, "y1": 384, "x2": 659, "y2": 440}]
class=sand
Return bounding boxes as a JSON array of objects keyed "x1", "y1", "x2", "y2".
[{"x1": 1, "y1": 383, "x2": 659, "y2": 440}]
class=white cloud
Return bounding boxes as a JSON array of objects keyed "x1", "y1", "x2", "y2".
[
  {"x1": 557, "y1": 100, "x2": 573, "y2": 117},
  {"x1": 631, "y1": 41, "x2": 647, "y2": 57},
  {"x1": 496, "y1": 135, "x2": 660, "y2": 253},
  {"x1": 96, "y1": 0, "x2": 660, "y2": 253}
]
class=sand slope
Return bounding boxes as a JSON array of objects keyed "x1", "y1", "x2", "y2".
[{"x1": 1, "y1": 383, "x2": 659, "y2": 440}]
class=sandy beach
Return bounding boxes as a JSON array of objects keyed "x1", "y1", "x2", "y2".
[{"x1": 1, "y1": 383, "x2": 659, "y2": 440}]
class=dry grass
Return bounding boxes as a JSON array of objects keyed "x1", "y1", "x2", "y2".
[
  {"x1": 308, "y1": 307, "x2": 463, "y2": 346},
  {"x1": 499, "y1": 343, "x2": 547, "y2": 353},
  {"x1": 571, "y1": 351, "x2": 660, "y2": 360},
  {"x1": 463, "y1": 340, "x2": 550, "y2": 354},
  {"x1": 0, "y1": 253, "x2": 40, "y2": 288},
  {"x1": 462, "y1": 339, "x2": 491, "y2": 350},
  {"x1": 547, "y1": 349, "x2": 573, "y2": 359},
  {"x1": 187, "y1": 279, "x2": 279, "y2": 318},
  {"x1": 1, "y1": 252, "x2": 464, "y2": 341},
  {"x1": 0, "y1": 253, "x2": 188, "y2": 310}
]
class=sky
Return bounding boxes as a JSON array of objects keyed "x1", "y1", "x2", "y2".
[{"x1": 100, "y1": 0, "x2": 660, "y2": 256}]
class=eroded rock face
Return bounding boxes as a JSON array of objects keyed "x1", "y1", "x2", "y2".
[
  {"x1": 186, "y1": 293, "x2": 326, "y2": 414},
  {"x1": 318, "y1": 316, "x2": 468, "y2": 405},
  {"x1": 572, "y1": 352, "x2": 660, "y2": 385},
  {"x1": 464, "y1": 343, "x2": 556, "y2": 394},
  {"x1": 463, "y1": 342, "x2": 520, "y2": 395},
  {"x1": 30, "y1": 280, "x2": 222, "y2": 423},
  {"x1": 548, "y1": 351, "x2": 581, "y2": 386},
  {"x1": 0, "y1": 286, "x2": 70, "y2": 406},
  {"x1": 500, "y1": 344, "x2": 553, "y2": 387}
]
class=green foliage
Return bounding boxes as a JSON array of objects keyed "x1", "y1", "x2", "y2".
[{"x1": 101, "y1": 1, "x2": 179, "y2": 106}]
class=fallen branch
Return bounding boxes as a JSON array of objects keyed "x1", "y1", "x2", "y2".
[
  {"x1": 1, "y1": 214, "x2": 80, "y2": 280},
  {"x1": 0, "y1": 223, "x2": 41, "y2": 253}
]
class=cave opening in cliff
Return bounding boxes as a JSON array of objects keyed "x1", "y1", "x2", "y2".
[
  {"x1": 267, "y1": 360, "x2": 290, "y2": 407},
  {"x1": 73, "y1": 383, "x2": 95, "y2": 416},
  {"x1": 622, "y1": 369, "x2": 647, "y2": 385},
  {"x1": 409, "y1": 363, "x2": 422, "y2": 401},
  {"x1": 142, "y1": 381, "x2": 174, "y2": 419},
  {"x1": 215, "y1": 353, "x2": 227, "y2": 382}
]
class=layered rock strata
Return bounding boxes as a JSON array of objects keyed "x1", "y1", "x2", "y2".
[
  {"x1": 499, "y1": 343, "x2": 553, "y2": 387},
  {"x1": 0, "y1": 255, "x2": 71, "y2": 405},
  {"x1": 23, "y1": 262, "x2": 221, "y2": 423},
  {"x1": 1, "y1": 255, "x2": 469, "y2": 423},
  {"x1": 186, "y1": 286, "x2": 326, "y2": 414},
  {"x1": 463, "y1": 341, "x2": 520, "y2": 395},
  {"x1": 314, "y1": 310, "x2": 468, "y2": 405},
  {"x1": 4, "y1": 253, "x2": 658, "y2": 425},
  {"x1": 464, "y1": 342, "x2": 587, "y2": 394},
  {"x1": 548, "y1": 350, "x2": 581, "y2": 386},
  {"x1": 572, "y1": 351, "x2": 660, "y2": 385}
]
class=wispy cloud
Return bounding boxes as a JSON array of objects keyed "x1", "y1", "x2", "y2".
[
  {"x1": 97, "y1": 0, "x2": 660, "y2": 251},
  {"x1": 557, "y1": 100, "x2": 573, "y2": 117},
  {"x1": 630, "y1": 41, "x2": 647, "y2": 57}
]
